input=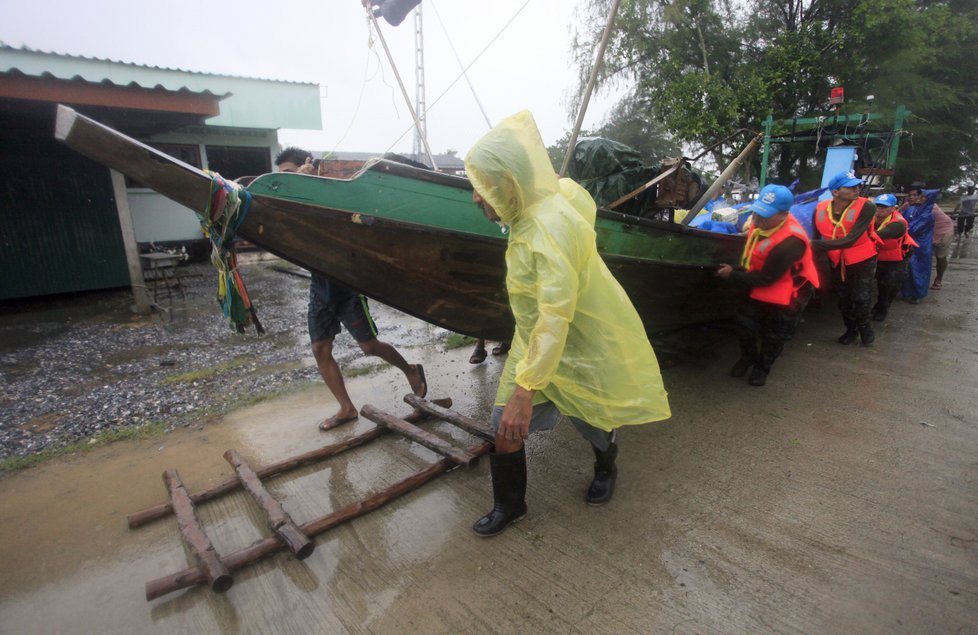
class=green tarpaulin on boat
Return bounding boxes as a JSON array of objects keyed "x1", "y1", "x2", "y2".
[{"x1": 567, "y1": 137, "x2": 662, "y2": 217}]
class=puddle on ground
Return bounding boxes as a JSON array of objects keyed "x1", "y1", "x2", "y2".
[{"x1": 0, "y1": 345, "x2": 503, "y2": 633}]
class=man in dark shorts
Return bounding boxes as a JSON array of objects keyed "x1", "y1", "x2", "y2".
[{"x1": 276, "y1": 148, "x2": 427, "y2": 429}]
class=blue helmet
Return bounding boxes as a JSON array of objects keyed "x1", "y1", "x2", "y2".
[
  {"x1": 827, "y1": 170, "x2": 863, "y2": 190},
  {"x1": 749, "y1": 184, "x2": 794, "y2": 218},
  {"x1": 874, "y1": 193, "x2": 898, "y2": 208}
]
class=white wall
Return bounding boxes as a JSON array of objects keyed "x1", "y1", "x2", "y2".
[
  {"x1": 127, "y1": 127, "x2": 279, "y2": 243},
  {"x1": 128, "y1": 191, "x2": 203, "y2": 243}
]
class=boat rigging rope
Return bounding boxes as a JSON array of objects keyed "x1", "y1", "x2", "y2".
[
  {"x1": 329, "y1": 23, "x2": 389, "y2": 156},
  {"x1": 382, "y1": 0, "x2": 533, "y2": 154},
  {"x1": 428, "y1": 0, "x2": 493, "y2": 130},
  {"x1": 200, "y1": 172, "x2": 264, "y2": 335},
  {"x1": 366, "y1": 6, "x2": 439, "y2": 168}
]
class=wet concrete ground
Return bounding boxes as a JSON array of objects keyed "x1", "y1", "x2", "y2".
[{"x1": 1, "y1": 241, "x2": 976, "y2": 634}]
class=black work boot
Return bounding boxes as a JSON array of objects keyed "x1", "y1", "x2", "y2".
[
  {"x1": 472, "y1": 447, "x2": 527, "y2": 537},
  {"x1": 838, "y1": 320, "x2": 859, "y2": 345},
  {"x1": 859, "y1": 323, "x2": 875, "y2": 345},
  {"x1": 730, "y1": 356, "x2": 754, "y2": 378},
  {"x1": 748, "y1": 365, "x2": 768, "y2": 386},
  {"x1": 586, "y1": 433, "x2": 618, "y2": 506},
  {"x1": 871, "y1": 306, "x2": 887, "y2": 322}
]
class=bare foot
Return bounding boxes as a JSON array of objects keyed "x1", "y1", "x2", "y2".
[
  {"x1": 409, "y1": 364, "x2": 427, "y2": 398},
  {"x1": 319, "y1": 411, "x2": 359, "y2": 431}
]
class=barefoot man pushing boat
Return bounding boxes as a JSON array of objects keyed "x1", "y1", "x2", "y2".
[
  {"x1": 275, "y1": 148, "x2": 428, "y2": 430},
  {"x1": 463, "y1": 111, "x2": 671, "y2": 537}
]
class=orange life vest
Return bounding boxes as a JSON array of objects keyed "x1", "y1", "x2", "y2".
[
  {"x1": 744, "y1": 215, "x2": 820, "y2": 306},
  {"x1": 814, "y1": 197, "x2": 880, "y2": 267},
  {"x1": 875, "y1": 210, "x2": 919, "y2": 262}
]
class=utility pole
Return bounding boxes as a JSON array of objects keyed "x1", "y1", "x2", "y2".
[{"x1": 412, "y1": 4, "x2": 428, "y2": 165}]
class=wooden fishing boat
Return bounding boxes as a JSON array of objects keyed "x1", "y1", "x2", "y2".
[{"x1": 55, "y1": 105, "x2": 747, "y2": 342}]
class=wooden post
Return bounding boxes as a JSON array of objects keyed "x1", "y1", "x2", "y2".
[
  {"x1": 403, "y1": 395, "x2": 493, "y2": 441},
  {"x1": 223, "y1": 449, "x2": 314, "y2": 560},
  {"x1": 682, "y1": 133, "x2": 764, "y2": 226},
  {"x1": 360, "y1": 404, "x2": 479, "y2": 467},
  {"x1": 559, "y1": 0, "x2": 623, "y2": 177},
  {"x1": 605, "y1": 164, "x2": 681, "y2": 210},
  {"x1": 145, "y1": 439, "x2": 491, "y2": 601},
  {"x1": 127, "y1": 398, "x2": 453, "y2": 528},
  {"x1": 162, "y1": 469, "x2": 233, "y2": 594},
  {"x1": 109, "y1": 168, "x2": 151, "y2": 314}
]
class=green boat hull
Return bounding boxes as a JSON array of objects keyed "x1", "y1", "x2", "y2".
[{"x1": 54, "y1": 106, "x2": 747, "y2": 342}]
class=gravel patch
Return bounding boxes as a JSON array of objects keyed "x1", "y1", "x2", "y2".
[{"x1": 0, "y1": 258, "x2": 448, "y2": 462}]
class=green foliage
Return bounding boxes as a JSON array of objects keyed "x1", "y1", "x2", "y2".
[
  {"x1": 162, "y1": 355, "x2": 253, "y2": 385},
  {"x1": 443, "y1": 333, "x2": 476, "y2": 351},
  {"x1": 0, "y1": 421, "x2": 168, "y2": 473},
  {"x1": 572, "y1": 0, "x2": 978, "y2": 189}
]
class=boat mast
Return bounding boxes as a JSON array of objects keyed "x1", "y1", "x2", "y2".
[
  {"x1": 366, "y1": 3, "x2": 438, "y2": 169},
  {"x1": 559, "y1": 0, "x2": 623, "y2": 178}
]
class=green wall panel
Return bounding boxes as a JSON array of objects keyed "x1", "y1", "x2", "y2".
[{"x1": 0, "y1": 123, "x2": 129, "y2": 300}]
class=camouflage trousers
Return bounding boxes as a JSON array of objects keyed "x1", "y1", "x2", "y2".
[
  {"x1": 734, "y1": 287, "x2": 811, "y2": 373},
  {"x1": 833, "y1": 257, "x2": 877, "y2": 328},
  {"x1": 874, "y1": 259, "x2": 907, "y2": 319}
]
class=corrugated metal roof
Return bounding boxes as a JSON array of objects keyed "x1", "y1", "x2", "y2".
[
  {"x1": 0, "y1": 44, "x2": 322, "y2": 130},
  {"x1": 0, "y1": 43, "x2": 314, "y2": 88}
]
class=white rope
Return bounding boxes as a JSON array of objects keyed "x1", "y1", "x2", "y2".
[
  {"x1": 329, "y1": 16, "x2": 388, "y2": 156},
  {"x1": 429, "y1": 0, "x2": 493, "y2": 130},
  {"x1": 367, "y1": 5, "x2": 439, "y2": 169},
  {"x1": 383, "y1": 0, "x2": 533, "y2": 155}
]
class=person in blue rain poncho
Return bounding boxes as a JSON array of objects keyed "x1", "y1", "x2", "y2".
[
  {"x1": 899, "y1": 184, "x2": 939, "y2": 303},
  {"x1": 464, "y1": 110, "x2": 671, "y2": 538}
]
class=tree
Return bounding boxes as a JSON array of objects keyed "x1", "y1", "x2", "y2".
[{"x1": 572, "y1": 0, "x2": 978, "y2": 189}]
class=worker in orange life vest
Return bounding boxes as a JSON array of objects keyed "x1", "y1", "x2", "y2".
[
  {"x1": 811, "y1": 171, "x2": 881, "y2": 345},
  {"x1": 717, "y1": 184, "x2": 819, "y2": 386},
  {"x1": 871, "y1": 193, "x2": 917, "y2": 321}
]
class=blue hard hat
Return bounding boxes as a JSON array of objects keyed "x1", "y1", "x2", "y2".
[
  {"x1": 874, "y1": 193, "x2": 898, "y2": 207},
  {"x1": 827, "y1": 170, "x2": 863, "y2": 190},
  {"x1": 749, "y1": 184, "x2": 794, "y2": 218}
]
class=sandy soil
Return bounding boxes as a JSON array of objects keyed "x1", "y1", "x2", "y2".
[{"x1": 1, "y1": 243, "x2": 976, "y2": 634}]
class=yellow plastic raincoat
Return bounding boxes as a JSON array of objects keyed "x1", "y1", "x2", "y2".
[{"x1": 464, "y1": 110, "x2": 670, "y2": 431}]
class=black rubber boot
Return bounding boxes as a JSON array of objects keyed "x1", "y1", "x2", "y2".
[
  {"x1": 748, "y1": 365, "x2": 768, "y2": 386},
  {"x1": 730, "y1": 356, "x2": 754, "y2": 378},
  {"x1": 859, "y1": 323, "x2": 875, "y2": 345},
  {"x1": 472, "y1": 447, "x2": 527, "y2": 537},
  {"x1": 838, "y1": 320, "x2": 859, "y2": 345},
  {"x1": 871, "y1": 307, "x2": 887, "y2": 322},
  {"x1": 586, "y1": 434, "x2": 618, "y2": 506}
]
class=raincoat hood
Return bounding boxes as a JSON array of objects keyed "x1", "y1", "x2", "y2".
[{"x1": 465, "y1": 110, "x2": 560, "y2": 225}]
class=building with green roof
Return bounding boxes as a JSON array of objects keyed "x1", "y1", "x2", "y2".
[{"x1": 0, "y1": 44, "x2": 322, "y2": 303}]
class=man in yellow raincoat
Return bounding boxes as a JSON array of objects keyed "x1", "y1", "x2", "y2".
[{"x1": 464, "y1": 110, "x2": 671, "y2": 537}]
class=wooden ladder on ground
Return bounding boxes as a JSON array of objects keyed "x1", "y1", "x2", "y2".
[{"x1": 127, "y1": 395, "x2": 493, "y2": 601}]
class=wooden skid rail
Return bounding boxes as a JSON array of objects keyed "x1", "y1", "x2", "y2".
[
  {"x1": 138, "y1": 397, "x2": 492, "y2": 601},
  {"x1": 127, "y1": 397, "x2": 453, "y2": 528},
  {"x1": 403, "y1": 394, "x2": 494, "y2": 441},
  {"x1": 360, "y1": 404, "x2": 480, "y2": 467},
  {"x1": 162, "y1": 470, "x2": 233, "y2": 593},
  {"x1": 223, "y1": 449, "x2": 314, "y2": 560}
]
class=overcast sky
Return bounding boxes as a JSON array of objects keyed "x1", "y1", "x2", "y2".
[{"x1": 0, "y1": 0, "x2": 624, "y2": 157}]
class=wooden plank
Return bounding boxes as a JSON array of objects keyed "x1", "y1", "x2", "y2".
[
  {"x1": 223, "y1": 449, "x2": 314, "y2": 560},
  {"x1": 403, "y1": 395, "x2": 494, "y2": 441},
  {"x1": 162, "y1": 469, "x2": 233, "y2": 594},
  {"x1": 360, "y1": 405, "x2": 479, "y2": 468},
  {"x1": 127, "y1": 398, "x2": 452, "y2": 529},
  {"x1": 145, "y1": 439, "x2": 492, "y2": 601}
]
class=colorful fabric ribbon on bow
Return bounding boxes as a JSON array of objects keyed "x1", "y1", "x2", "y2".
[{"x1": 200, "y1": 172, "x2": 264, "y2": 334}]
